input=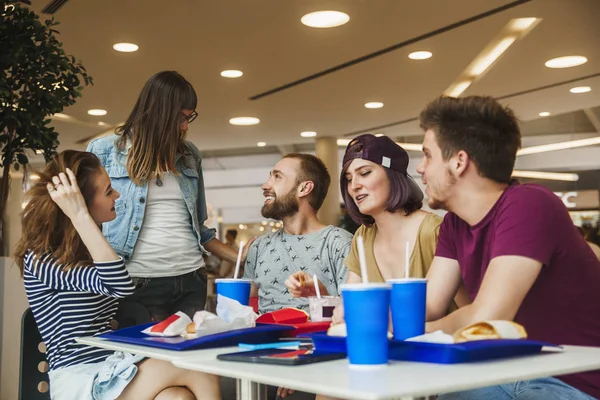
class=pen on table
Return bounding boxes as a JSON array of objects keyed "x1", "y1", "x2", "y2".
[{"x1": 238, "y1": 341, "x2": 302, "y2": 350}]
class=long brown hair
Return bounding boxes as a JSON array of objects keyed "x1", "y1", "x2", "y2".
[
  {"x1": 14, "y1": 150, "x2": 104, "y2": 274},
  {"x1": 116, "y1": 70, "x2": 197, "y2": 185}
]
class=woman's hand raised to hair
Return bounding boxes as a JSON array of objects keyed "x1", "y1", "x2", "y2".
[{"x1": 46, "y1": 169, "x2": 90, "y2": 223}]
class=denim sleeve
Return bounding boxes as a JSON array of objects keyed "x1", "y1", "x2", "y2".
[
  {"x1": 195, "y1": 152, "x2": 217, "y2": 244},
  {"x1": 86, "y1": 140, "x2": 106, "y2": 167},
  {"x1": 86, "y1": 140, "x2": 96, "y2": 155}
]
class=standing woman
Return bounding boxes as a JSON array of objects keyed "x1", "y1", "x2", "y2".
[{"x1": 88, "y1": 71, "x2": 250, "y2": 327}]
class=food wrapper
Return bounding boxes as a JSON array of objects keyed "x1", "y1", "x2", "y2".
[
  {"x1": 184, "y1": 295, "x2": 258, "y2": 338},
  {"x1": 142, "y1": 296, "x2": 258, "y2": 338},
  {"x1": 406, "y1": 320, "x2": 527, "y2": 343},
  {"x1": 327, "y1": 320, "x2": 525, "y2": 343},
  {"x1": 256, "y1": 308, "x2": 309, "y2": 324},
  {"x1": 141, "y1": 311, "x2": 192, "y2": 337}
]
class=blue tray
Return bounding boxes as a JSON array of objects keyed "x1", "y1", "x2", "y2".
[
  {"x1": 309, "y1": 333, "x2": 561, "y2": 364},
  {"x1": 100, "y1": 323, "x2": 295, "y2": 351}
]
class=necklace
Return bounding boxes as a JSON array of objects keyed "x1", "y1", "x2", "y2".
[{"x1": 155, "y1": 174, "x2": 163, "y2": 186}]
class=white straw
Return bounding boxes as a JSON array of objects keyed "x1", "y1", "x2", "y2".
[
  {"x1": 405, "y1": 241, "x2": 410, "y2": 279},
  {"x1": 233, "y1": 241, "x2": 245, "y2": 279},
  {"x1": 357, "y1": 235, "x2": 369, "y2": 283},
  {"x1": 313, "y1": 274, "x2": 321, "y2": 299}
]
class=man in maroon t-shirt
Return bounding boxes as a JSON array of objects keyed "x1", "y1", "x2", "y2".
[{"x1": 416, "y1": 96, "x2": 600, "y2": 400}]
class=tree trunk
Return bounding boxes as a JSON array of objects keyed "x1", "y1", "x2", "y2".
[{"x1": 0, "y1": 161, "x2": 12, "y2": 256}]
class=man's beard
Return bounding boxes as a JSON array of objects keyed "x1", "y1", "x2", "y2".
[
  {"x1": 261, "y1": 189, "x2": 299, "y2": 220},
  {"x1": 427, "y1": 167, "x2": 456, "y2": 211}
]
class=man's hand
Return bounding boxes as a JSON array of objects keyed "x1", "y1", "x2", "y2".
[{"x1": 284, "y1": 272, "x2": 329, "y2": 298}]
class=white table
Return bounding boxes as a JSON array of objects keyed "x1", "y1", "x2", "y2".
[
  {"x1": 173, "y1": 345, "x2": 600, "y2": 400},
  {"x1": 77, "y1": 336, "x2": 600, "y2": 400}
]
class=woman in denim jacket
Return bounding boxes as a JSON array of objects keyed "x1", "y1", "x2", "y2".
[{"x1": 88, "y1": 70, "x2": 251, "y2": 327}]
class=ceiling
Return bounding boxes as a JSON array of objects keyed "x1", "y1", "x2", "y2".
[{"x1": 27, "y1": 0, "x2": 600, "y2": 153}]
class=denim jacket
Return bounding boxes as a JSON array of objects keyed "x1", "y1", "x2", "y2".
[{"x1": 86, "y1": 135, "x2": 216, "y2": 261}]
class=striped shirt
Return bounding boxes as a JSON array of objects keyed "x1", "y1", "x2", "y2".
[{"x1": 23, "y1": 250, "x2": 134, "y2": 371}]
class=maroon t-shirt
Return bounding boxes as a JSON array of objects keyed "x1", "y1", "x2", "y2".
[{"x1": 436, "y1": 183, "x2": 600, "y2": 398}]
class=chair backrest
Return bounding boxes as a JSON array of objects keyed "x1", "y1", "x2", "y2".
[{"x1": 19, "y1": 308, "x2": 50, "y2": 400}]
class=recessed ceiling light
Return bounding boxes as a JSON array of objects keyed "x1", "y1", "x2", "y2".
[
  {"x1": 510, "y1": 17, "x2": 538, "y2": 31},
  {"x1": 301, "y1": 11, "x2": 349, "y2": 28},
  {"x1": 87, "y1": 109, "x2": 107, "y2": 116},
  {"x1": 512, "y1": 170, "x2": 579, "y2": 182},
  {"x1": 97, "y1": 121, "x2": 109, "y2": 126},
  {"x1": 446, "y1": 81, "x2": 472, "y2": 98},
  {"x1": 538, "y1": 112, "x2": 550, "y2": 117},
  {"x1": 365, "y1": 102, "x2": 384, "y2": 109},
  {"x1": 112, "y1": 43, "x2": 139, "y2": 52},
  {"x1": 470, "y1": 37, "x2": 516, "y2": 76},
  {"x1": 257, "y1": 141, "x2": 266, "y2": 147},
  {"x1": 375, "y1": 133, "x2": 385, "y2": 137},
  {"x1": 408, "y1": 51, "x2": 432, "y2": 60},
  {"x1": 570, "y1": 86, "x2": 591, "y2": 94},
  {"x1": 221, "y1": 70, "x2": 243, "y2": 78},
  {"x1": 300, "y1": 131, "x2": 317, "y2": 138},
  {"x1": 545, "y1": 56, "x2": 587, "y2": 69},
  {"x1": 229, "y1": 117, "x2": 260, "y2": 125}
]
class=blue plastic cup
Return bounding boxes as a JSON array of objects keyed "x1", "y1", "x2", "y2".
[
  {"x1": 387, "y1": 278, "x2": 427, "y2": 340},
  {"x1": 341, "y1": 283, "x2": 391, "y2": 368},
  {"x1": 215, "y1": 278, "x2": 252, "y2": 306}
]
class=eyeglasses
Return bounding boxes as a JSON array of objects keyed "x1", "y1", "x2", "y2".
[{"x1": 179, "y1": 110, "x2": 198, "y2": 124}]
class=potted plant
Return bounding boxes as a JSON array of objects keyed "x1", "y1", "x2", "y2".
[{"x1": 0, "y1": 0, "x2": 92, "y2": 254}]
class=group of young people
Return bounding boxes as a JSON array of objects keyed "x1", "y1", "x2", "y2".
[{"x1": 16, "y1": 70, "x2": 600, "y2": 400}]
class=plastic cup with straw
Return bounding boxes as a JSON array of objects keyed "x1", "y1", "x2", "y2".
[
  {"x1": 387, "y1": 240, "x2": 428, "y2": 340},
  {"x1": 341, "y1": 235, "x2": 391, "y2": 368},
  {"x1": 215, "y1": 240, "x2": 252, "y2": 306}
]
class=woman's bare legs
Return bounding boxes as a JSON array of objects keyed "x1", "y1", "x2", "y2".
[{"x1": 117, "y1": 358, "x2": 220, "y2": 400}]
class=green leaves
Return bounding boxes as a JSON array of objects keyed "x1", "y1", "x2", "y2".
[{"x1": 1, "y1": 0, "x2": 92, "y2": 170}]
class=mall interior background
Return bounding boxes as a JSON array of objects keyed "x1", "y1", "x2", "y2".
[{"x1": 1, "y1": 0, "x2": 600, "y2": 398}]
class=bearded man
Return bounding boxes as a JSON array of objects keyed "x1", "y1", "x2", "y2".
[{"x1": 243, "y1": 153, "x2": 352, "y2": 313}]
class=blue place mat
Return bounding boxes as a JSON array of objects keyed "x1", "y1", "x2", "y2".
[
  {"x1": 309, "y1": 333, "x2": 561, "y2": 364},
  {"x1": 100, "y1": 323, "x2": 295, "y2": 351}
]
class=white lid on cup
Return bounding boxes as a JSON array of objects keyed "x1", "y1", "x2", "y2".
[
  {"x1": 386, "y1": 278, "x2": 427, "y2": 284},
  {"x1": 340, "y1": 283, "x2": 391, "y2": 291},
  {"x1": 215, "y1": 278, "x2": 253, "y2": 283}
]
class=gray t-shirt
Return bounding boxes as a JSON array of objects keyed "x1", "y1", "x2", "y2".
[{"x1": 244, "y1": 225, "x2": 352, "y2": 314}]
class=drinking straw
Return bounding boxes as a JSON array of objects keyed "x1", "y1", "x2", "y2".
[
  {"x1": 313, "y1": 274, "x2": 321, "y2": 298},
  {"x1": 233, "y1": 241, "x2": 245, "y2": 279}
]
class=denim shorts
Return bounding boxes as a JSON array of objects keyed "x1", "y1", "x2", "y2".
[{"x1": 48, "y1": 351, "x2": 145, "y2": 400}]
